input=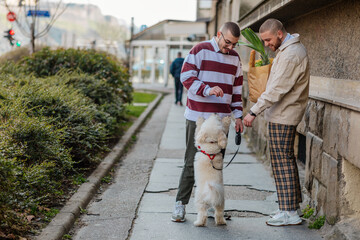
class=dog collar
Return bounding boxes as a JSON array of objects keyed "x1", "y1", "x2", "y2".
[{"x1": 197, "y1": 146, "x2": 216, "y2": 160}]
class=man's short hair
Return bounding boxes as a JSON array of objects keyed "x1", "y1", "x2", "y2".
[
  {"x1": 177, "y1": 52, "x2": 182, "y2": 57},
  {"x1": 220, "y1": 22, "x2": 240, "y2": 37},
  {"x1": 259, "y1": 19, "x2": 286, "y2": 34}
]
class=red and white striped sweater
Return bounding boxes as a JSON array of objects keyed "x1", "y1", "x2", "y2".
[{"x1": 180, "y1": 37, "x2": 243, "y2": 122}]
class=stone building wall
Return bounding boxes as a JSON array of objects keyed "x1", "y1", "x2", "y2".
[
  {"x1": 239, "y1": 0, "x2": 360, "y2": 229},
  {"x1": 299, "y1": 100, "x2": 360, "y2": 224},
  {"x1": 207, "y1": 0, "x2": 360, "y2": 230}
]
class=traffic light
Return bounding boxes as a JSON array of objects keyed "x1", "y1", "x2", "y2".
[{"x1": 4, "y1": 29, "x2": 15, "y2": 46}]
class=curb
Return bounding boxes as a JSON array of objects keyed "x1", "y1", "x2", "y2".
[{"x1": 36, "y1": 93, "x2": 163, "y2": 240}]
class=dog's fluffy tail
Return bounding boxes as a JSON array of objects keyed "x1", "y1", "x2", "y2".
[{"x1": 203, "y1": 181, "x2": 224, "y2": 205}]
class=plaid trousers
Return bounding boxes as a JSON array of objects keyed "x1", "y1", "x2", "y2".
[{"x1": 268, "y1": 122, "x2": 302, "y2": 211}]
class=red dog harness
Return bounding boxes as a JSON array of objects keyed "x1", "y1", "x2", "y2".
[{"x1": 197, "y1": 146, "x2": 217, "y2": 160}]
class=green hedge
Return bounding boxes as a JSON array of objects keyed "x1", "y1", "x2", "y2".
[
  {"x1": 0, "y1": 48, "x2": 134, "y2": 238},
  {"x1": 21, "y1": 47, "x2": 132, "y2": 103}
]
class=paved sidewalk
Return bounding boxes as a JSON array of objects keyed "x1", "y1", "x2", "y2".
[
  {"x1": 130, "y1": 97, "x2": 324, "y2": 240},
  {"x1": 71, "y1": 92, "x2": 324, "y2": 240}
]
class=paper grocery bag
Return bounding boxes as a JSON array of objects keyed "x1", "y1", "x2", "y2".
[{"x1": 247, "y1": 50, "x2": 272, "y2": 103}]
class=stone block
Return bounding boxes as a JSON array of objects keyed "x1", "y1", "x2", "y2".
[
  {"x1": 297, "y1": 101, "x2": 310, "y2": 135},
  {"x1": 310, "y1": 178, "x2": 319, "y2": 207},
  {"x1": 337, "y1": 108, "x2": 350, "y2": 162},
  {"x1": 324, "y1": 153, "x2": 338, "y2": 224},
  {"x1": 346, "y1": 111, "x2": 360, "y2": 169},
  {"x1": 322, "y1": 104, "x2": 340, "y2": 158},
  {"x1": 308, "y1": 101, "x2": 316, "y2": 133},
  {"x1": 308, "y1": 100, "x2": 325, "y2": 138},
  {"x1": 311, "y1": 178, "x2": 327, "y2": 214},
  {"x1": 341, "y1": 159, "x2": 360, "y2": 216},
  {"x1": 320, "y1": 152, "x2": 330, "y2": 186},
  {"x1": 311, "y1": 134, "x2": 323, "y2": 181}
]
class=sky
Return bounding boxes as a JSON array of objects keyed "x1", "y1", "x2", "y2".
[{"x1": 63, "y1": 0, "x2": 197, "y2": 27}]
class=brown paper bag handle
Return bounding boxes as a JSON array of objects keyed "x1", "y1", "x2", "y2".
[{"x1": 249, "y1": 50, "x2": 255, "y2": 68}]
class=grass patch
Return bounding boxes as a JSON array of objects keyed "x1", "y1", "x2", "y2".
[
  {"x1": 122, "y1": 91, "x2": 157, "y2": 129},
  {"x1": 127, "y1": 105, "x2": 147, "y2": 118},
  {"x1": 132, "y1": 92, "x2": 157, "y2": 103}
]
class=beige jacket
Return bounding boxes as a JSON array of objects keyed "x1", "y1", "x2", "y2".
[{"x1": 250, "y1": 34, "x2": 310, "y2": 126}]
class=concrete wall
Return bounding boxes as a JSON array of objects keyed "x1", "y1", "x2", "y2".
[{"x1": 285, "y1": 0, "x2": 360, "y2": 80}]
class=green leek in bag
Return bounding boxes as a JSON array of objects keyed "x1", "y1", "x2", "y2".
[
  {"x1": 238, "y1": 27, "x2": 272, "y2": 103},
  {"x1": 238, "y1": 28, "x2": 270, "y2": 66}
]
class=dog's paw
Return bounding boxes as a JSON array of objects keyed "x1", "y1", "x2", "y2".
[
  {"x1": 194, "y1": 220, "x2": 206, "y2": 227},
  {"x1": 215, "y1": 217, "x2": 227, "y2": 226}
]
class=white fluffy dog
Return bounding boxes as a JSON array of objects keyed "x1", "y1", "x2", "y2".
[{"x1": 193, "y1": 114, "x2": 231, "y2": 227}]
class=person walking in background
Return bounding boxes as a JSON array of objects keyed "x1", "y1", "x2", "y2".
[
  {"x1": 170, "y1": 52, "x2": 185, "y2": 106},
  {"x1": 243, "y1": 18, "x2": 310, "y2": 226},
  {"x1": 171, "y1": 22, "x2": 244, "y2": 222}
]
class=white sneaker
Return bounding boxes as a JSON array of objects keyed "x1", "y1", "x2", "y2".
[
  {"x1": 266, "y1": 211, "x2": 302, "y2": 226},
  {"x1": 271, "y1": 209, "x2": 302, "y2": 218},
  {"x1": 269, "y1": 209, "x2": 280, "y2": 218},
  {"x1": 171, "y1": 201, "x2": 186, "y2": 222}
]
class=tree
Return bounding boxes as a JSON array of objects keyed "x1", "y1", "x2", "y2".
[
  {"x1": 94, "y1": 21, "x2": 127, "y2": 57},
  {"x1": 3, "y1": 0, "x2": 67, "y2": 53}
]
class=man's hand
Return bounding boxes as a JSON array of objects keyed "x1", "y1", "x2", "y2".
[
  {"x1": 235, "y1": 118, "x2": 244, "y2": 133},
  {"x1": 209, "y1": 86, "x2": 224, "y2": 97},
  {"x1": 243, "y1": 113, "x2": 256, "y2": 127}
]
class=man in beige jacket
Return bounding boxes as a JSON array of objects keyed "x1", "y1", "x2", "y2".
[{"x1": 243, "y1": 18, "x2": 310, "y2": 226}]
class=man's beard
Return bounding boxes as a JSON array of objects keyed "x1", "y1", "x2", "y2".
[{"x1": 273, "y1": 37, "x2": 282, "y2": 51}]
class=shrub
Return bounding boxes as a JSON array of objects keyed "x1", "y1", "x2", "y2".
[
  {"x1": 0, "y1": 47, "x2": 30, "y2": 64},
  {"x1": 4, "y1": 76, "x2": 109, "y2": 166},
  {"x1": 20, "y1": 47, "x2": 132, "y2": 103},
  {"x1": 0, "y1": 48, "x2": 134, "y2": 238},
  {"x1": 60, "y1": 72, "x2": 125, "y2": 134},
  {"x1": 0, "y1": 99, "x2": 73, "y2": 197},
  {"x1": 0, "y1": 100, "x2": 73, "y2": 236},
  {"x1": 0, "y1": 74, "x2": 110, "y2": 237}
]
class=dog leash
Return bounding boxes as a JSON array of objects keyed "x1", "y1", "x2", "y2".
[
  {"x1": 199, "y1": 131, "x2": 241, "y2": 171},
  {"x1": 224, "y1": 131, "x2": 241, "y2": 168}
]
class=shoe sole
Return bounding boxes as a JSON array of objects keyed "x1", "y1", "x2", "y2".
[
  {"x1": 171, "y1": 218, "x2": 185, "y2": 222},
  {"x1": 266, "y1": 221, "x2": 302, "y2": 227}
]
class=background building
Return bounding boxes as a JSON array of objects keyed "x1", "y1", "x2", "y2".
[
  {"x1": 129, "y1": 20, "x2": 208, "y2": 86},
  {"x1": 202, "y1": 0, "x2": 360, "y2": 238}
]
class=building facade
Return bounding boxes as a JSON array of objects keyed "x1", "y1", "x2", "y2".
[
  {"x1": 203, "y1": 0, "x2": 360, "y2": 238},
  {"x1": 128, "y1": 20, "x2": 208, "y2": 86}
]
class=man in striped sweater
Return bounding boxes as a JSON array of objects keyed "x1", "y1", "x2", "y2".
[{"x1": 171, "y1": 22, "x2": 244, "y2": 223}]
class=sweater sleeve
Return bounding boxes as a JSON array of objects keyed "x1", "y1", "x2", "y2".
[{"x1": 180, "y1": 50, "x2": 210, "y2": 97}]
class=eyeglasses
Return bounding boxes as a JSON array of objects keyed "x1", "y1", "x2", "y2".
[{"x1": 220, "y1": 32, "x2": 239, "y2": 48}]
